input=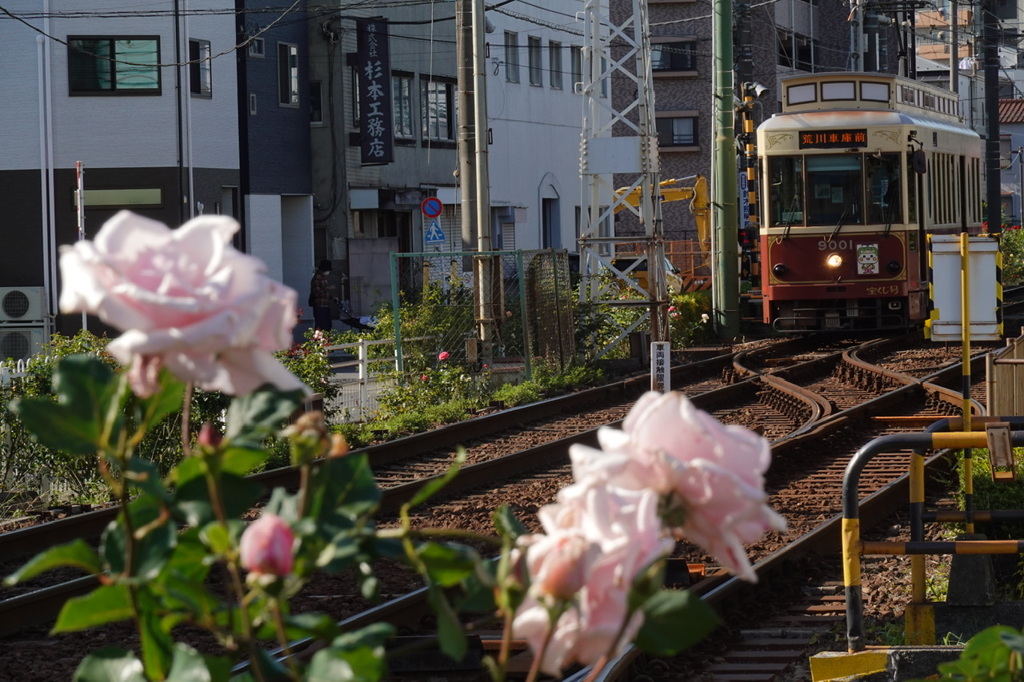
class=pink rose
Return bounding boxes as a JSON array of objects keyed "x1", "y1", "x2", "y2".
[
  {"x1": 437, "y1": 351, "x2": 450, "y2": 361},
  {"x1": 517, "y1": 531, "x2": 593, "y2": 602},
  {"x1": 513, "y1": 484, "x2": 671, "y2": 675},
  {"x1": 568, "y1": 391, "x2": 785, "y2": 582},
  {"x1": 59, "y1": 211, "x2": 307, "y2": 397},
  {"x1": 239, "y1": 513, "x2": 295, "y2": 577}
]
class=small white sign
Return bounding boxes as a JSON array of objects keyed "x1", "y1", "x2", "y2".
[{"x1": 650, "y1": 341, "x2": 671, "y2": 392}]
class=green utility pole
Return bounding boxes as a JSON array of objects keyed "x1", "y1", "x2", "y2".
[{"x1": 712, "y1": 0, "x2": 740, "y2": 338}]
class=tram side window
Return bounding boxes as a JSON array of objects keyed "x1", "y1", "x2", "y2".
[
  {"x1": 866, "y1": 153, "x2": 901, "y2": 224},
  {"x1": 769, "y1": 157, "x2": 804, "y2": 226},
  {"x1": 806, "y1": 155, "x2": 862, "y2": 226}
]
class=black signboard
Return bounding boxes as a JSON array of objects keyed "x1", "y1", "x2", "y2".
[
  {"x1": 356, "y1": 18, "x2": 393, "y2": 165},
  {"x1": 798, "y1": 129, "x2": 867, "y2": 149}
]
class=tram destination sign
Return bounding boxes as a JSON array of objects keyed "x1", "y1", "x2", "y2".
[{"x1": 799, "y1": 129, "x2": 867, "y2": 149}]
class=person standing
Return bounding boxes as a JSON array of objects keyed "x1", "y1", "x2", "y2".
[{"x1": 310, "y1": 260, "x2": 336, "y2": 331}]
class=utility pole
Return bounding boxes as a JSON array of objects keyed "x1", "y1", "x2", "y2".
[
  {"x1": 456, "y1": 0, "x2": 477, "y2": 248},
  {"x1": 471, "y1": 0, "x2": 495, "y2": 363},
  {"x1": 1017, "y1": 147, "x2": 1023, "y2": 225},
  {"x1": 712, "y1": 0, "x2": 740, "y2": 338},
  {"x1": 983, "y1": 0, "x2": 1002, "y2": 233},
  {"x1": 950, "y1": 0, "x2": 959, "y2": 93},
  {"x1": 455, "y1": 0, "x2": 495, "y2": 363}
]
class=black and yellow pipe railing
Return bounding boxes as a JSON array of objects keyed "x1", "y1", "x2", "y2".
[{"x1": 842, "y1": 417, "x2": 1024, "y2": 654}]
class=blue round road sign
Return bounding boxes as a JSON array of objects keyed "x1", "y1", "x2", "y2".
[{"x1": 421, "y1": 197, "x2": 443, "y2": 218}]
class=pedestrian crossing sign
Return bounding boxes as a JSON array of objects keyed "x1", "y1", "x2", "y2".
[{"x1": 425, "y1": 219, "x2": 446, "y2": 244}]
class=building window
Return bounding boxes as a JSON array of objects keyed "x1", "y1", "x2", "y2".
[
  {"x1": 549, "y1": 41, "x2": 563, "y2": 89},
  {"x1": 777, "y1": 30, "x2": 815, "y2": 71},
  {"x1": 505, "y1": 31, "x2": 520, "y2": 83},
  {"x1": 570, "y1": 45, "x2": 583, "y2": 92},
  {"x1": 422, "y1": 77, "x2": 455, "y2": 141},
  {"x1": 651, "y1": 40, "x2": 696, "y2": 71},
  {"x1": 795, "y1": 34, "x2": 814, "y2": 71},
  {"x1": 656, "y1": 115, "x2": 697, "y2": 146},
  {"x1": 310, "y1": 80, "x2": 323, "y2": 124},
  {"x1": 247, "y1": 37, "x2": 265, "y2": 57},
  {"x1": 278, "y1": 42, "x2": 299, "y2": 106},
  {"x1": 393, "y1": 73, "x2": 414, "y2": 139},
  {"x1": 777, "y1": 30, "x2": 793, "y2": 68},
  {"x1": 189, "y1": 39, "x2": 212, "y2": 97},
  {"x1": 68, "y1": 37, "x2": 160, "y2": 94},
  {"x1": 528, "y1": 36, "x2": 543, "y2": 86}
]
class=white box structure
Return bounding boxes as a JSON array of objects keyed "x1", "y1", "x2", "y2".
[{"x1": 928, "y1": 235, "x2": 1001, "y2": 342}]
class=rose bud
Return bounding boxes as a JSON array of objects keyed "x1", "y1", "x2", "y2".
[
  {"x1": 239, "y1": 513, "x2": 295, "y2": 577},
  {"x1": 197, "y1": 422, "x2": 223, "y2": 450}
]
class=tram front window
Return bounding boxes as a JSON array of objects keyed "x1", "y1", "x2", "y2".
[
  {"x1": 866, "y1": 153, "x2": 901, "y2": 224},
  {"x1": 769, "y1": 157, "x2": 804, "y2": 226},
  {"x1": 806, "y1": 155, "x2": 862, "y2": 226}
]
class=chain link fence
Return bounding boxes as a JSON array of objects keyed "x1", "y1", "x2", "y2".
[{"x1": 388, "y1": 249, "x2": 576, "y2": 383}]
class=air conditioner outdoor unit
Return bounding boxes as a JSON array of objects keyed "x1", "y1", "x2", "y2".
[
  {"x1": 0, "y1": 287, "x2": 46, "y2": 323},
  {"x1": 0, "y1": 327, "x2": 46, "y2": 361}
]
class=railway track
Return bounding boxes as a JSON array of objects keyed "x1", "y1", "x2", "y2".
[{"x1": 0, "y1": 331, "x2": 1008, "y2": 680}]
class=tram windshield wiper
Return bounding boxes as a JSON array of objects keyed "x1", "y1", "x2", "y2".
[{"x1": 828, "y1": 208, "x2": 849, "y2": 241}]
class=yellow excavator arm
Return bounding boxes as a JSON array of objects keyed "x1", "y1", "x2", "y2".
[{"x1": 613, "y1": 174, "x2": 711, "y2": 248}]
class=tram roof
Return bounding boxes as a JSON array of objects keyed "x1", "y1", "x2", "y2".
[
  {"x1": 778, "y1": 72, "x2": 962, "y2": 123},
  {"x1": 759, "y1": 109, "x2": 979, "y2": 138}
]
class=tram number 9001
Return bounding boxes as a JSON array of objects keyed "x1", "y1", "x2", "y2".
[{"x1": 817, "y1": 239, "x2": 855, "y2": 251}]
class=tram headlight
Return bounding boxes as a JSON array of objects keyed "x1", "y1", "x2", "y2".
[
  {"x1": 887, "y1": 260, "x2": 901, "y2": 274},
  {"x1": 826, "y1": 253, "x2": 843, "y2": 269},
  {"x1": 772, "y1": 263, "x2": 788, "y2": 276}
]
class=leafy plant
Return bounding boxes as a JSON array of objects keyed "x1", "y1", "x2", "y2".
[
  {"x1": 275, "y1": 328, "x2": 342, "y2": 408},
  {"x1": 1002, "y1": 226, "x2": 1024, "y2": 286},
  {"x1": 921, "y1": 625, "x2": 1024, "y2": 680},
  {"x1": 668, "y1": 292, "x2": 714, "y2": 347},
  {"x1": 493, "y1": 381, "x2": 543, "y2": 407}
]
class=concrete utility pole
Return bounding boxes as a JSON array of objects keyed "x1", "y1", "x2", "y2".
[
  {"x1": 456, "y1": 0, "x2": 495, "y2": 363},
  {"x1": 456, "y1": 0, "x2": 477, "y2": 247},
  {"x1": 471, "y1": 0, "x2": 495, "y2": 362},
  {"x1": 712, "y1": 0, "x2": 740, "y2": 338}
]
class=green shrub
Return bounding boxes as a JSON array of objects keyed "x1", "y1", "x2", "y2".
[
  {"x1": 668, "y1": 292, "x2": 714, "y2": 347},
  {"x1": 0, "y1": 327, "x2": 340, "y2": 508},
  {"x1": 493, "y1": 381, "x2": 542, "y2": 407},
  {"x1": 533, "y1": 359, "x2": 605, "y2": 393},
  {"x1": 1002, "y1": 227, "x2": 1024, "y2": 286},
  {"x1": 276, "y1": 328, "x2": 342, "y2": 409}
]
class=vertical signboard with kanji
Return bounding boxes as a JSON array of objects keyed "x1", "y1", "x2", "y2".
[
  {"x1": 356, "y1": 18, "x2": 393, "y2": 165},
  {"x1": 651, "y1": 341, "x2": 671, "y2": 392}
]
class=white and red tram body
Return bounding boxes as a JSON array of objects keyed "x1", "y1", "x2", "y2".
[{"x1": 757, "y1": 73, "x2": 983, "y2": 331}]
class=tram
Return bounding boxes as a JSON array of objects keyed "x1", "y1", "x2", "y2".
[{"x1": 756, "y1": 72, "x2": 985, "y2": 331}]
